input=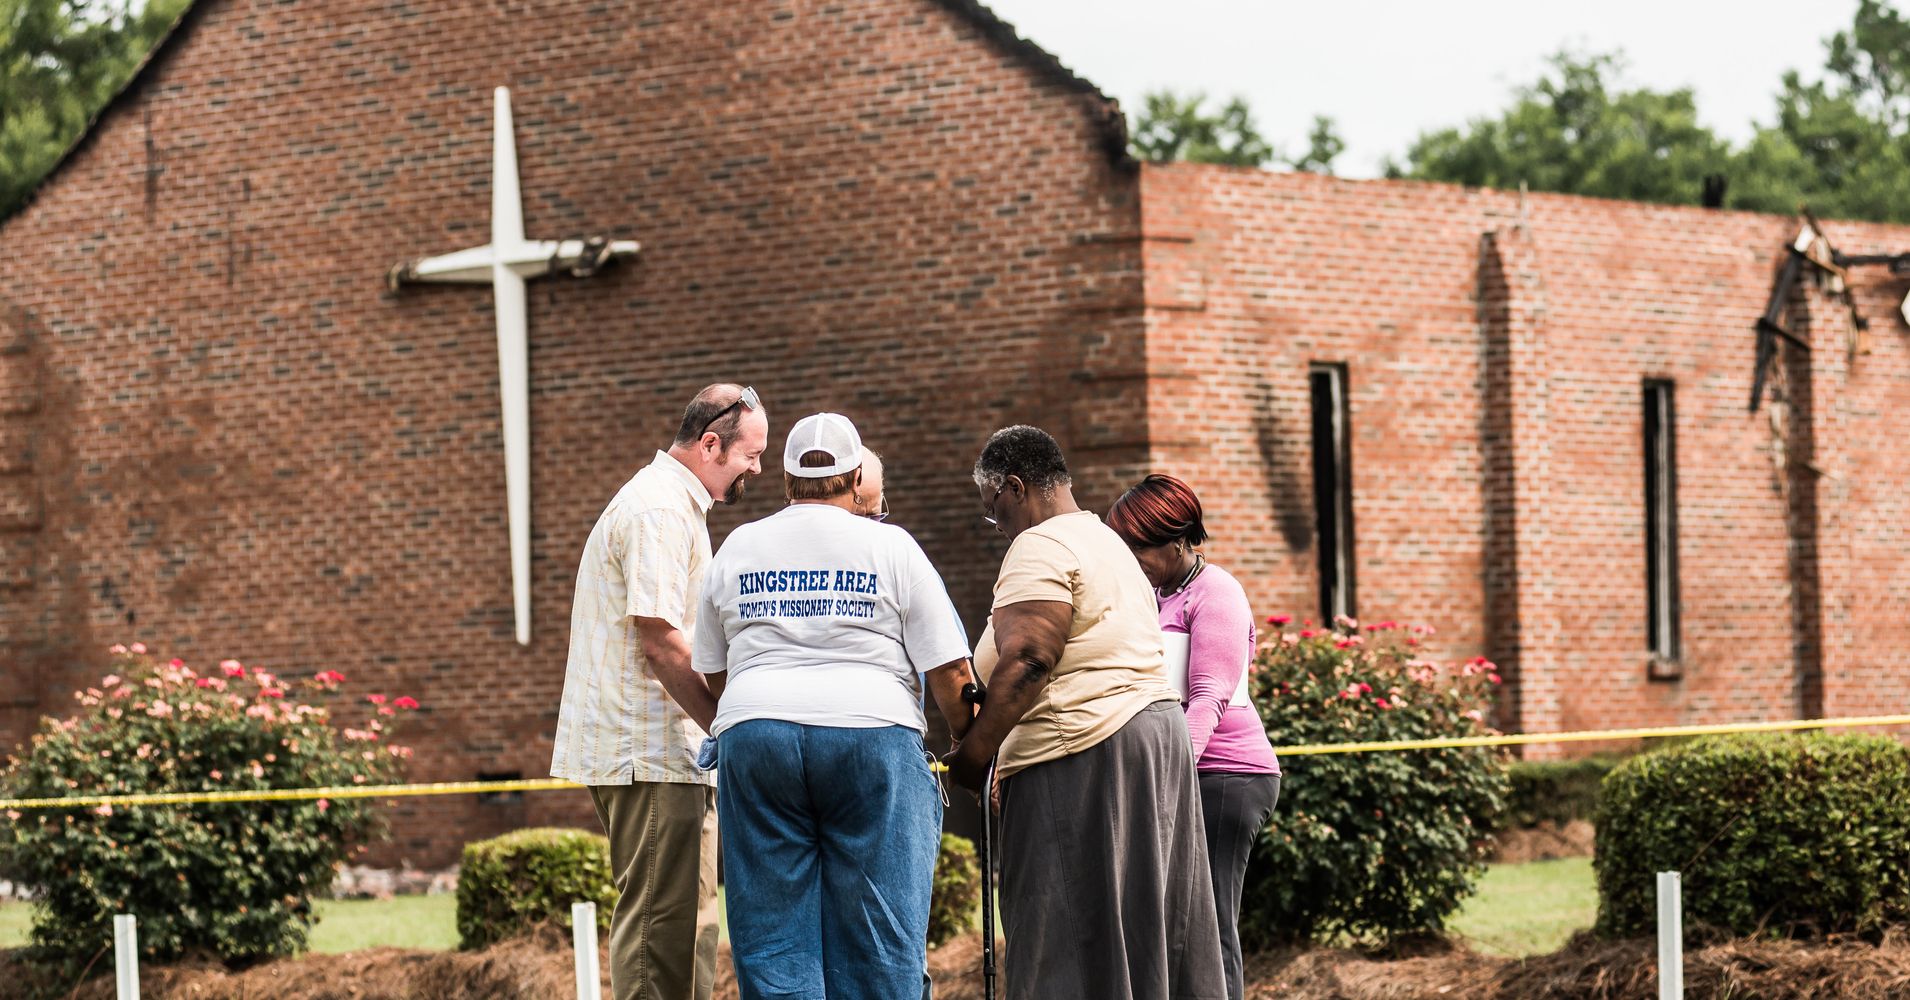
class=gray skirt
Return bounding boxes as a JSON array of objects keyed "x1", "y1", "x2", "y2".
[{"x1": 997, "y1": 701, "x2": 1228, "y2": 1000}]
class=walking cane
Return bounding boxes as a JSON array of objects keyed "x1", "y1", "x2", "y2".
[{"x1": 960, "y1": 675, "x2": 998, "y2": 1000}]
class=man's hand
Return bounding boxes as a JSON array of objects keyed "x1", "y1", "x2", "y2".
[{"x1": 636, "y1": 616, "x2": 718, "y2": 735}]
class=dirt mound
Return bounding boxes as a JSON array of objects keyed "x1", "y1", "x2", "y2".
[
  {"x1": 10, "y1": 925, "x2": 1910, "y2": 999},
  {"x1": 928, "y1": 929, "x2": 1910, "y2": 1000},
  {"x1": 1488, "y1": 820, "x2": 1596, "y2": 863},
  {"x1": 1498, "y1": 928, "x2": 1910, "y2": 999},
  {"x1": 0, "y1": 926, "x2": 600, "y2": 999},
  {"x1": 916, "y1": 934, "x2": 1502, "y2": 1000}
]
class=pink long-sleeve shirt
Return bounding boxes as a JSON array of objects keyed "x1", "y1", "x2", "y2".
[{"x1": 1159, "y1": 563, "x2": 1280, "y2": 776}]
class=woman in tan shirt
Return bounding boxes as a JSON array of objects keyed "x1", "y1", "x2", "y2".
[{"x1": 945, "y1": 425, "x2": 1226, "y2": 1000}]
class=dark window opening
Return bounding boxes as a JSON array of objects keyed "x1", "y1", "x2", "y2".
[
  {"x1": 1310, "y1": 364, "x2": 1356, "y2": 622},
  {"x1": 1644, "y1": 380, "x2": 1681, "y2": 672},
  {"x1": 477, "y1": 770, "x2": 524, "y2": 805}
]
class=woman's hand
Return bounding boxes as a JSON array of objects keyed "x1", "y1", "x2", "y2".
[{"x1": 943, "y1": 742, "x2": 989, "y2": 794}]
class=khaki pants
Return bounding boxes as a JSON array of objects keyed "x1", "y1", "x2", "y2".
[{"x1": 590, "y1": 782, "x2": 720, "y2": 1000}]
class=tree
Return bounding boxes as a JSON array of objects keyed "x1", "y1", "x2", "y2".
[
  {"x1": 0, "y1": 0, "x2": 190, "y2": 218},
  {"x1": 1129, "y1": 89, "x2": 1344, "y2": 174},
  {"x1": 1732, "y1": 0, "x2": 1910, "y2": 222},
  {"x1": 1392, "y1": 3, "x2": 1910, "y2": 224},
  {"x1": 1390, "y1": 51, "x2": 1732, "y2": 207},
  {"x1": 1291, "y1": 115, "x2": 1346, "y2": 175}
]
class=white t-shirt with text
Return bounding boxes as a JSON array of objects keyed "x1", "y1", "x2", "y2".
[{"x1": 693, "y1": 504, "x2": 969, "y2": 736}]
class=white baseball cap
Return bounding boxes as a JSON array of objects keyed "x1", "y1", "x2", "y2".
[{"x1": 783, "y1": 413, "x2": 864, "y2": 478}]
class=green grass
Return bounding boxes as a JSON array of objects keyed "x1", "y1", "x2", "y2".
[
  {"x1": 1449, "y1": 856, "x2": 1597, "y2": 956},
  {"x1": 308, "y1": 895, "x2": 459, "y2": 952},
  {"x1": 0, "y1": 901, "x2": 29, "y2": 949},
  {"x1": 0, "y1": 895, "x2": 460, "y2": 953},
  {"x1": 0, "y1": 857, "x2": 1597, "y2": 959}
]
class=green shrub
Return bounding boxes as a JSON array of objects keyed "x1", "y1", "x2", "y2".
[
  {"x1": 1595, "y1": 733, "x2": 1910, "y2": 938},
  {"x1": 457, "y1": 827, "x2": 616, "y2": 949},
  {"x1": 0, "y1": 646, "x2": 414, "y2": 972},
  {"x1": 1239, "y1": 617, "x2": 1509, "y2": 946},
  {"x1": 929, "y1": 833, "x2": 980, "y2": 948},
  {"x1": 1504, "y1": 755, "x2": 1622, "y2": 829}
]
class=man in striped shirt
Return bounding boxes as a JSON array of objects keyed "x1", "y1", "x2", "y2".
[{"x1": 552, "y1": 383, "x2": 768, "y2": 1000}]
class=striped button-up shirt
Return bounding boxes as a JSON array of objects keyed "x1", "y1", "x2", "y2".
[{"x1": 551, "y1": 451, "x2": 715, "y2": 786}]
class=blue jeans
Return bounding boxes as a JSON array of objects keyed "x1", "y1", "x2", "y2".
[{"x1": 718, "y1": 720, "x2": 942, "y2": 1000}]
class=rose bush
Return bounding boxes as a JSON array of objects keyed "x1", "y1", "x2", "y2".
[
  {"x1": 0, "y1": 644, "x2": 417, "y2": 971},
  {"x1": 1238, "y1": 616, "x2": 1509, "y2": 946}
]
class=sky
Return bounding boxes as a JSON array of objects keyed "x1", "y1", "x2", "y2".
[{"x1": 980, "y1": 0, "x2": 1863, "y2": 177}]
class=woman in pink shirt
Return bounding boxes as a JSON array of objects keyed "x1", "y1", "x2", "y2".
[{"x1": 1108, "y1": 475, "x2": 1280, "y2": 1000}]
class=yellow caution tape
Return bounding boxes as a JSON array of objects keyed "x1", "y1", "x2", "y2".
[
  {"x1": 0, "y1": 778, "x2": 581, "y2": 811},
  {"x1": 1272, "y1": 713, "x2": 1910, "y2": 756},
  {"x1": 2, "y1": 713, "x2": 1906, "y2": 811}
]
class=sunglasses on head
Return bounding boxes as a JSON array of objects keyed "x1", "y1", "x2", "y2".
[{"x1": 697, "y1": 386, "x2": 761, "y2": 440}]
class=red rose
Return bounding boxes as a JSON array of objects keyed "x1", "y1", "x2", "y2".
[
  {"x1": 393, "y1": 696, "x2": 420, "y2": 710},
  {"x1": 366, "y1": 694, "x2": 387, "y2": 705}
]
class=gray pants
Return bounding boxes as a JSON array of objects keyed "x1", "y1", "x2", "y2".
[
  {"x1": 997, "y1": 701, "x2": 1228, "y2": 1000},
  {"x1": 1198, "y1": 771, "x2": 1281, "y2": 1000}
]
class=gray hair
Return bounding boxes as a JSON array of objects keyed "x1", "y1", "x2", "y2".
[{"x1": 973, "y1": 425, "x2": 1071, "y2": 493}]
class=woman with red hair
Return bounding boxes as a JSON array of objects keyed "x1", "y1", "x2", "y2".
[{"x1": 1107, "y1": 474, "x2": 1280, "y2": 1000}]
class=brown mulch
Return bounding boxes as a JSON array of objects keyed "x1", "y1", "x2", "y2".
[
  {"x1": 1487, "y1": 820, "x2": 1597, "y2": 864},
  {"x1": 0, "y1": 925, "x2": 598, "y2": 1000},
  {"x1": 8, "y1": 926, "x2": 1910, "y2": 999}
]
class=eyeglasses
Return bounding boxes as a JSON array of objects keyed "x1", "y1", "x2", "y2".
[
  {"x1": 981, "y1": 486, "x2": 1006, "y2": 527},
  {"x1": 697, "y1": 386, "x2": 761, "y2": 440},
  {"x1": 868, "y1": 495, "x2": 890, "y2": 523}
]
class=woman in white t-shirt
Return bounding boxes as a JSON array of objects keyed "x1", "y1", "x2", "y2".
[{"x1": 694, "y1": 412, "x2": 974, "y2": 1000}]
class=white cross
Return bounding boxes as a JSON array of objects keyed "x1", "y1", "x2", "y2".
[{"x1": 389, "y1": 87, "x2": 638, "y2": 646}]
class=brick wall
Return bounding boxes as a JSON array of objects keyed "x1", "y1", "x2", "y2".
[
  {"x1": 0, "y1": 0, "x2": 1142, "y2": 864},
  {"x1": 4, "y1": 0, "x2": 1906, "y2": 866},
  {"x1": 1139, "y1": 164, "x2": 1910, "y2": 750}
]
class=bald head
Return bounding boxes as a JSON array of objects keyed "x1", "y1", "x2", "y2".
[
  {"x1": 667, "y1": 383, "x2": 768, "y2": 504},
  {"x1": 861, "y1": 451, "x2": 884, "y2": 497},
  {"x1": 673, "y1": 383, "x2": 755, "y2": 450}
]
